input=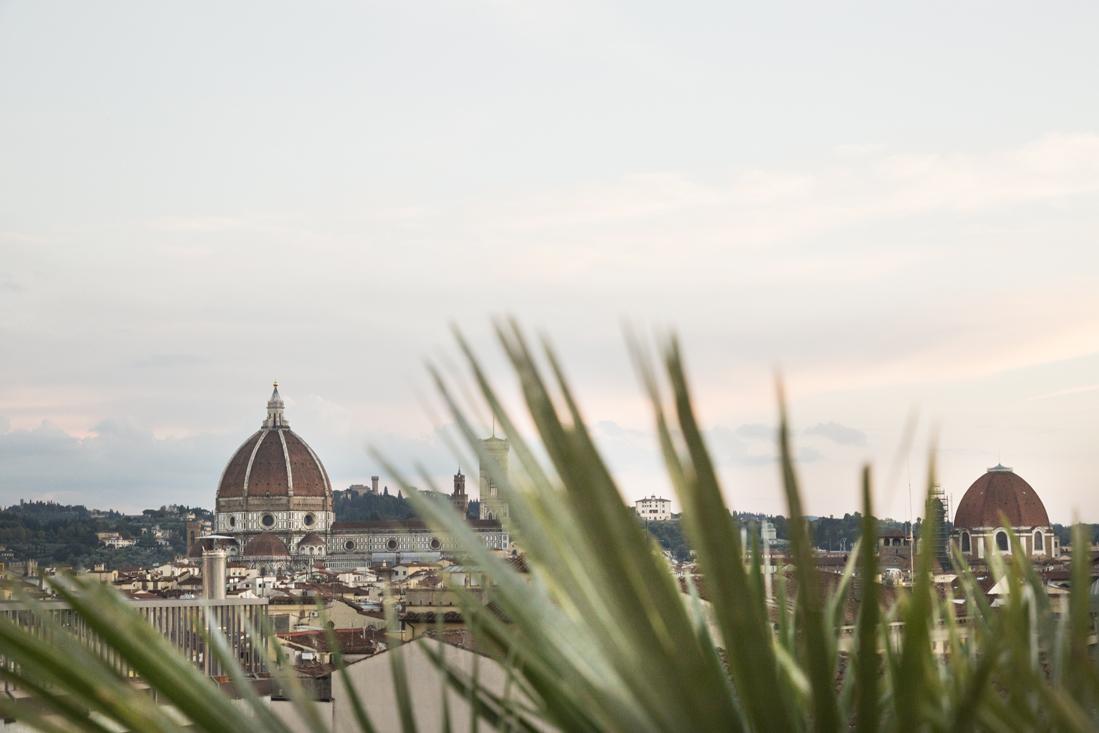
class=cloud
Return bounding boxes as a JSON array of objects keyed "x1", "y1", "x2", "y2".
[
  {"x1": 0, "y1": 419, "x2": 228, "y2": 510},
  {"x1": 594, "y1": 419, "x2": 825, "y2": 480},
  {"x1": 803, "y1": 422, "x2": 867, "y2": 447},
  {"x1": 593, "y1": 420, "x2": 646, "y2": 439},
  {"x1": 707, "y1": 425, "x2": 823, "y2": 466},
  {"x1": 459, "y1": 132, "x2": 1099, "y2": 251},
  {"x1": 731, "y1": 423, "x2": 773, "y2": 442},
  {"x1": 1026, "y1": 383, "x2": 1099, "y2": 402}
]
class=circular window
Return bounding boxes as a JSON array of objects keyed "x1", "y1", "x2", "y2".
[
  {"x1": 228, "y1": 516, "x2": 236, "y2": 528},
  {"x1": 430, "y1": 537, "x2": 441, "y2": 550},
  {"x1": 261, "y1": 514, "x2": 275, "y2": 528},
  {"x1": 386, "y1": 538, "x2": 398, "y2": 551},
  {"x1": 344, "y1": 540, "x2": 355, "y2": 551},
  {"x1": 303, "y1": 513, "x2": 316, "y2": 527}
]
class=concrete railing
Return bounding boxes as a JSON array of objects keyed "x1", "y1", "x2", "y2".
[{"x1": 0, "y1": 597, "x2": 271, "y2": 690}]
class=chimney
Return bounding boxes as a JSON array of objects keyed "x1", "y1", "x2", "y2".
[
  {"x1": 371, "y1": 475, "x2": 380, "y2": 494},
  {"x1": 202, "y1": 549, "x2": 227, "y2": 600}
]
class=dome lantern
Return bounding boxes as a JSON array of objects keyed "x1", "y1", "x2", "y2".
[{"x1": 263, "y1": 381, "x2": 288, "y2": 429}]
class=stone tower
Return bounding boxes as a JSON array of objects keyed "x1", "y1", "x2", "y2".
[
  {"x1": 478, "y1": 435, "x2": 509, "y2": 521},
  {"x1": 451, "y1": 469, "x2": 469, "y2": 515},
  {"x1": 185, "y1": 517, "x2": 205, "y2": 555}
]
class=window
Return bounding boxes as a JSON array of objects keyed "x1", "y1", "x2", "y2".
[
  {"x1": 387, "y1": 538, "x2": 399, "y2": 551},
  {"x1": 303, "y1": 513, "x2": 315, "y2": 526},
  {"x1": 960, "y1": 531, "x2": 971, "y2": 553},
  {"x1": 995, "y1": 531, "x2": 1009, "y2": 552},
  {"x1": 344, "y1": 540, "x2": 355, "y2": 551},
  {"x1": 430, "y1": 537, "x2": 441, "y2": 550},
  {"x1": 1033, "y1": 531, "x2": 1044, "y2": 552},
  {"x1": 261, "y1": 513, "x2": 275, "y2": 528},
  {"x1": 228, "y1": 516, "x2": 236, "y2": 528}
]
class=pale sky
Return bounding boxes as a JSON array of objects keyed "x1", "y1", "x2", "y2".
[{"x1": 2, "y1": 2, "x2": 1098, "y2": 522}]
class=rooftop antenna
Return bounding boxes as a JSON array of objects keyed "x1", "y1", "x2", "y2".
[{"x1": 907, "y1": 457, "x2": 915, "y2": 578}]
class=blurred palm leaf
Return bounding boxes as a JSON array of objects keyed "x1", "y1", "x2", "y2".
[{"x1": 0, "y1": 322, "x2": 1095, "y2": 731}]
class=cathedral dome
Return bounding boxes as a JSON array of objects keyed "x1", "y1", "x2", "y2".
[
  {"x1": 297, "y1": 532, "x2": 326, "y2": 547},
  {"x1": 953, "y1": 465, "x2": 1050, "y2": 530},
  {"x1": 242, "y1": 532, "x2": 291, "y2": 558},
  {"x1": 216, "y1": 383, "x2": 332, "y2": 502}
]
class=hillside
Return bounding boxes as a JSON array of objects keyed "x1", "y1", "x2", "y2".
[{"x1": 0, "y1": 501, "x2": 211, "y2": 569}]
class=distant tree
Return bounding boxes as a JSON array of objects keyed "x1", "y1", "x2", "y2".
[{"x1": 333, "y1": 491, "x2": 416, "y2": 522}]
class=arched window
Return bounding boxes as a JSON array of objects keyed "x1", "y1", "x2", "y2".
[
  {"x1": 1033, "y1": 531, "x2": 1044, "y2": 552},
  {"x1": 996, "y1": 531, "x2": 1009, "y2": 552},
  {"x1": 960, "y1": 531, "x2": 971, "y2": 553}
]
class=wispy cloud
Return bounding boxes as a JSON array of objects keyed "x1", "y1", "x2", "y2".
[
  {"x1": 0, "y1": 419, "x2": 226, "y2": 510},
  {"x1": 1027, "y1": 383, "x2": 1099, "y2": 401},
  {"x1": 731, "y1": 423, "x2": 773, "y2": 441},
  {"x1": 457, "y1": 133, "x2": 1099, "y2": 249},
  {"x1": 803, "y1": 422, "x2": 867, "y2": 447}
]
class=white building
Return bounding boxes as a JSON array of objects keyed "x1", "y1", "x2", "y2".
[
  {"x1": 97, "y1": 532, "x2": 137, "y2": 549},
  {"x1": 760, "y1": 519, "x2": 776, "y2": 546},
  {"x1": 635, "y1": 495, "x2": 672, "y2": 522}
]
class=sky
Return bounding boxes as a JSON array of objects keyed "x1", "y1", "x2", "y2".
[{"x1": 2, "y1": 2, "x2": 1098, "y2": 522}]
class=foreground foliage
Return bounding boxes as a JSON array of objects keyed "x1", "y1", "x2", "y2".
[{"x1": 0, "y1": 324, "x2": 1097, "y2": 731}]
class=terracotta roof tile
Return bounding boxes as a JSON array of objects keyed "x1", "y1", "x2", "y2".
[
  {"x1": 954, "y1": 467, "x2": 1050, "y2": 529},
  {"x1": 243, "y1": 533, "x2": 291, "y2": 558}
]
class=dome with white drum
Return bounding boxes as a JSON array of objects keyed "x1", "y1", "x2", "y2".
[{"x1": 214, "y1": 383, "x2": 334, "y2": 565}]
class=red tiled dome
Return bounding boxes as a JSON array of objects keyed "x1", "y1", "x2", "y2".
[
  {"x1": 953, "y1": 465, "x2": 1050, "y2": 529},
  {"x1": 298, "y1": 532, "x2": 326, "y2": 547},
  {"x1": 242, "y1": 533, "x2": 291, "y2": 557},
  {"x1": 216, "y1": 384, "x2": 332, "y2": 501}
]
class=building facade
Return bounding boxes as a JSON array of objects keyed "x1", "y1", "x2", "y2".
[
  {"x1": 635, "y1": 495, "x2": 672, "y2": 522},
  {"x1": 210, "y1": 385, "x2": 507, "y2": 572}
]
